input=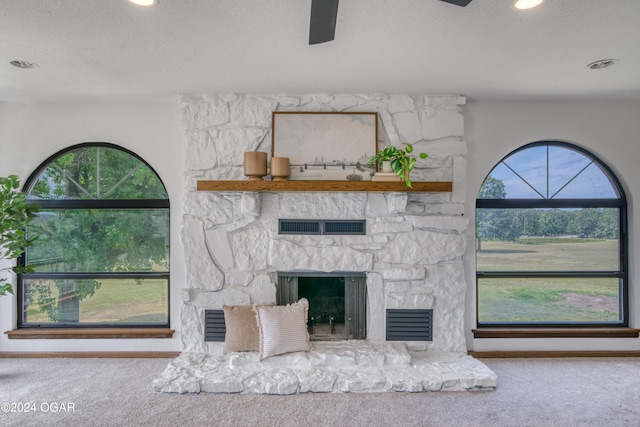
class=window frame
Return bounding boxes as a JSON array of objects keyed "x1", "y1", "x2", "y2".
[
  {"x1": 17, "y1": 142, "x2": 170, "y2": 329},
  {"x1": 475, "y1": 141, "x2": 628, "y2": 329}
]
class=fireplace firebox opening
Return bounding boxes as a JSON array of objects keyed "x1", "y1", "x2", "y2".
[{"x1": 277, "y1": 272, "x2": 366, "y2": 341}]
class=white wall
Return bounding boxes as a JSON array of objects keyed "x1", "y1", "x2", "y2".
[
  {"x1": 2, "y1": 98, "x2": 639, "y2": 354},
  {"x1": 0, "y1": 101, "x2": 185, "y2": 353},
  {"x1": 464, "y1": 99, "x2": 640, "y2": 352}
]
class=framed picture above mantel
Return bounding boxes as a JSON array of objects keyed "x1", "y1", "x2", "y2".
[{"x1": 271, "y1": 112, "x2": 378, "y2": 181}]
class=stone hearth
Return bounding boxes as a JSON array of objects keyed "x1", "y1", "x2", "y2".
[{"x1": 153, "y1": 342, "x2": 496, "y2": 394}]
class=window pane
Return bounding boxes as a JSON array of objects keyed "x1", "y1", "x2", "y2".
[
  {"x1": 27, "y1": 209, "x2": 169, "y2": 272},
  {"x1": 22, "y1": 278, "x2": 169, "y2": 325},
  {"x1": 476, "y1": 142, "x2": 626, "y2": 327},
  {"x1": 503, "y1": 145, "x2": 548, "y2": 197},
  {"x1": 480, "y1": 165, "x2": 543, "y2": 199},
  {"x1": 548, "y1": 146, "x2": 592, "y2": 197},
  {"x1": 479, "y1": 144, "x2": 619, "y2": 200},
  {"x1": 477, "y1": 208, "x2": 619, "y2": 271},
  {"x1": 27, "y1": 146, "x2": 168, "y2": 200},
  {"x1": 552, "y1": 163, "x2": 618, "y2": 199},
  {"x1": 478, "y1": 277, "x2": 621, "y2": 323}
]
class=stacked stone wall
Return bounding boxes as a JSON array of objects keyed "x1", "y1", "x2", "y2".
[{"x1": 181, "y1": 94, "x2": 468, "y2": 354}]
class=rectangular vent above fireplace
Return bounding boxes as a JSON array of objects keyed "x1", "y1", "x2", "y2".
[
  {"x1": 279, "y1": 219, "x2": 365, "y2": 235},
  {"x1": 204, "y1": 309, "x2": 225, "y2": 342},
  {"x1": 324, "y1": 220, "x2": 365, "y2": 235},
  {"x1": 386, "y1": 309, "x2": 433, "y2": 341}
]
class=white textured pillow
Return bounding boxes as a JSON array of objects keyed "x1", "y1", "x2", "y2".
[{"x1": 254, "y1": 298, "x2": 311, "y2": 360}]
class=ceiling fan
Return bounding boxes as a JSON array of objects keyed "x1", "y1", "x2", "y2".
[{"x1": 309, "y1": 0, "x2": 473, "y2": 45}]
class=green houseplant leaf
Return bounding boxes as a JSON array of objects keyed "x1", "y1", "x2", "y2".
[
  {"x1": 0, "y1": 175, "x2": 38, "y2": 296},
  {"x1": 369, "y1": 144, "x2": 428, "y2": 188}
]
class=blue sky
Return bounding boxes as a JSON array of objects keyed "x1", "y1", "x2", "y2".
[{"x1": 486, "y1": 145, "x2": 618, "y2": 199}]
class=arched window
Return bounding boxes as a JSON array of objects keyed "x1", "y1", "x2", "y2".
[
  {"x1": 476, "y1": 141, "x2": 627, "y2": 327},
  {"x1": 18, "y1": 143, "x2": 170, "y2": 327}
]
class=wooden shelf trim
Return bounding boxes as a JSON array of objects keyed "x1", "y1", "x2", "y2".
[
  {"x1": 197, "y1": 180, "x2": 452, "y2": 192},
  {"x1": 5, "y1": 328, "x2": 175, "y2": 339},
  {"x1": 0, "y1": 351, "x2": 181, "y2": 358},
  {"x1": 472, "y1": 328, "x2": 640, "y2": 339},
  {"x1": 469, "y1": 350, "x2": 640, "y2": 358}
]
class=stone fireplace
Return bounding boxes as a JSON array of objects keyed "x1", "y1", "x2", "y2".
[
  {"x1": 152, "y1": 93, "x2": 497, "y2": 394},
  {"x1": 179, "y1": 93, "x2": 469, "y2": 355}
]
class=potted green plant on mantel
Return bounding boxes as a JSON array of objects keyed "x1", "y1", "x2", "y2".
[
  {"x1": 369, "y1": 144, "x2": 428, "y2": 188},
  {"x1": 0, "y1": 175, "x2": 38, "y2": 296}
]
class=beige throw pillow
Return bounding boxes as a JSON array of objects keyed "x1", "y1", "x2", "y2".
[
  {"x1": 254, "y1": 298, "x2": 311, "y2": 360},
  {"x1": 222, "y1": 303, "x2": 274, "y2": 354}
]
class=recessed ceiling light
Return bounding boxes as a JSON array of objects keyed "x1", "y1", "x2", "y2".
[
  {"x1": 128, "y1": 0, "x2": 158, "y2": 6},
  {"x1": 514, "y1": 0, "x2": 543, "y2": 10},
  {"x1": 587, "y1": 59, "x2": 619, "y2": 70},
  {"x1": 10, "y1": 60, "x2": 39, "y2": 69}
]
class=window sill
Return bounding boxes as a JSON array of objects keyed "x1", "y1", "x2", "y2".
[
  {"x1": 472, "y1": 328, "x2": 640, "y2": 339},
  {"x1": 5, "y1": 328, "x2": 175, "y2": 339}
]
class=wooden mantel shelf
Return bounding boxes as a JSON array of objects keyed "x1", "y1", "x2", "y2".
[{"x1": 197, "y1": 180, "x2": 452, "y2": 193}]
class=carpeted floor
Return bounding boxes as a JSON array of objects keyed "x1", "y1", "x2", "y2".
[{"x1": 1, "y1": 357, "x2": 639, "y2": 426}]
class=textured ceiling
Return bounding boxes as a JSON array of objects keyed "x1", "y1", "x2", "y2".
[{"x1": 1, "y1": 0, "x2": 639, "y2": 102}]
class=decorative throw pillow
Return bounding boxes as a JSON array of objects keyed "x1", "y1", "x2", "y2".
[
  {"x1": 254, "y1": 298, "x2": 312, "y2": 360},
  {"x1": 222, "y1": 303, "x2": 274, "y2": 354}
]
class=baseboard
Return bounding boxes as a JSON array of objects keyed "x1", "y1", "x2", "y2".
[
  {"x1": 0, "y1": 351, "x2": 181, "y2": 359},
  {"x1": 469, "y1": 350, "x2": 640, "y2": 358},
  {"x1": 472, "y1": 327, "x2": 640, "y2": 339},
  {"x1": 5, "y1": 328, "x2": 175, "y2": 339}
]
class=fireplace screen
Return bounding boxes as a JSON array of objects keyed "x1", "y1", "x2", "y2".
[{"x1": 277, "y1": 273, "x2": 366, "y2": 340}]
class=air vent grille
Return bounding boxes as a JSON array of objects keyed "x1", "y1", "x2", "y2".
[
  {"x1": 386, "y1": 309, "x2": 433, "y2": 341},
  {"x1": 204, "y1": 309, "x2": 226, "y2": 342},
  {"x1": 279, "y1": 220, "x2": 321, "y2": 235},
  {"x1": 279, "y1": 219, "x2": 365, "y2": 235},
  {"x1": 324, "y1": 220, "x2": 365, "y2": 235}
]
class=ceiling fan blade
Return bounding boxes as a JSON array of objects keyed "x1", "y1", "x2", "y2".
[
  {"x1": 439, "y1": 0, "x2": 473, "y2": 6},
  {"x1": 309, "y1": 0, "x2": 339, "y2": 45}
]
